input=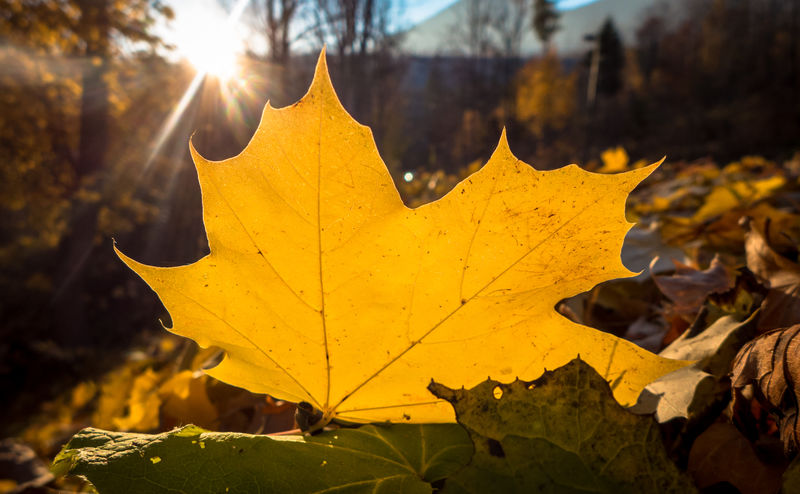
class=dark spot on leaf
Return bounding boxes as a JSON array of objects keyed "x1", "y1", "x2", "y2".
[{"x1": 487, "y1": 438, "x2": 505, "y2": 458}]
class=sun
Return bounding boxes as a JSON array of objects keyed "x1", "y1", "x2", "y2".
[
  {"x1": 182, "y1": 31, "x2": 240, "y2": 80},
  {"x1": 170, "y1": 3, "x2": 244, "y2": 80}
]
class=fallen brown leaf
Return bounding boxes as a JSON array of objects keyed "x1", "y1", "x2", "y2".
[
  {"x1": 743, "y1": 217, "x2": 800, "y2": 331},
  {"x1": 688, "y1": 423, "x2": 785, "y2": 494},
  {"x1": 731, "y1": 325, "x2": 800, "y2": 454},
  {"x1": 653, "y1": 255, "x2": 736, "y2": 322}
]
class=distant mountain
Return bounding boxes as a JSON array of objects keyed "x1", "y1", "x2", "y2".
[{"x1": 401, "y1": 0, "x2": 672, "y2": 56}]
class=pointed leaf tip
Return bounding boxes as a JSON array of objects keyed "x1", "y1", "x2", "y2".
[
  {"x1": 311, "y1": 48, "x2": 333, "y2": 92},
  {"x1": 631, "y1": 158, "x2": 662, "y2": 186},
  {"x1": 187, "y1": 132, "x2": 210, "y2": 164},
  {"x1": 113, "y1": 243, "x2": 140, "y2": 272},
  {"x1": 188, "y1": 136, "x2": 199, "y2": 158},
  {"x1": 489, "y1": 128, "x2": 516, "y2": 162},
  {"x1": 642, "y1": 157, "x2": 664, "y2": 175}
]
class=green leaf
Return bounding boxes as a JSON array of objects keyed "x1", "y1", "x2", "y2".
[
  {"x1": 53, "y1": 424, "x2": 472, "y2": 493},
  {"x1": 429, "y1": 358, "x2": 696, "y2": 494}
]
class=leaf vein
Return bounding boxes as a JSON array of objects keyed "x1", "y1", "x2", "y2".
[
  {"x1": 169, "y1": 289, "x2": 320, "y2": 408},
  {"x1": 333, "y1": 195, "x2": 603, "y2": 410},
  {"x1": 206, "y1": 175, "x2": 319, "y2": 313}
]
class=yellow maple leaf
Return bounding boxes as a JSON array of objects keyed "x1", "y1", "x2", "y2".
[{"x1": 117, "y1": 52, "x2": 687, "y2": 426}]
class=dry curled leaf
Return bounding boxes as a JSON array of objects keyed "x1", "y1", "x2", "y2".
[
  {"x1": 731, "y1": 325, "x2": 800, "y2": 454},
  {"x1": 116, "y1": 51, "x2": 686, "y2": 427},
  {"x1": 743, "y1": 217, "x2": 800, "y2": 331}
]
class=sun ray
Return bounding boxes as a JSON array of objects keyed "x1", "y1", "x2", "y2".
[{"x1": 143, "y1": 0, "x2": 250, "y2": 172}]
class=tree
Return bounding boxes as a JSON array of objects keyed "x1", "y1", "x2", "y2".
[
  {"x1": 597, "y1": 17, "x2": 624, "y2": 97},
  {"x1": 311, "y1": 0, "x2": 393, "y2": 60},
  {"x1": 533, "y1": 0, "x2": 560, "y2": 52},
  {"x1": 306, "y1": 0, "x2": 400, "y2": 122},
  {"x1": 459, "y1": 0, "x2": 493, "y2": 57},
  {"x1": 1, "y1": 0, "x2": 172, "y2": 181},
  {"x1": 624, "y1": 0, "x2": 800, "y2": 160},
  {"x1": 0, "y1": 0, "x2": 174, "y2": 344},
  {"x1": 248, "y1": 0, "x2": 301, "y2": 64},
  {"x1": 514, "y1": 55, "x2": 577, "y2": 139},
  {"x1": 490, "y1": 0, "x2": 530, "y2": 59}
]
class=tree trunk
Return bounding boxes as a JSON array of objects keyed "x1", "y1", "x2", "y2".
[{"x1": 51, "y1": 0, "x2": 111, "y2": 345}]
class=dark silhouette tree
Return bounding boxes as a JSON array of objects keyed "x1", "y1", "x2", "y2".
[
  {"x1": 597, "y1": 17, "x2": 624, "y2": 97},
  {"x1": 533, "y1": 0, "x2": 560, "y2": 52},
  {"x1": 248, "y1": 0, "x2": 301, "y2": 64}
]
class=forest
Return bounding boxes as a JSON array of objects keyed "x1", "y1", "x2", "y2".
[{"x1": 2, "y1": 0, "x2": 800, "y2": 492}]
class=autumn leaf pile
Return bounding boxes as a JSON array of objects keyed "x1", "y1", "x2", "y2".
[{"x1": 17, "y1": 54, "x2": 800, "y2": 493}]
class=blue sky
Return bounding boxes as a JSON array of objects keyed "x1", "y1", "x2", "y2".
[{"x1": 555, "y1": 0, "x2": 601, "y2": 11}]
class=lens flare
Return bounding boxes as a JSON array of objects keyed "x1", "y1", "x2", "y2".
[
  {"x1": 171, "y1": 0, "x2": 247, "y2": 81},
  {"x1": 145, "y1": 0, "x2": 250, "y2": 170},
  {"x1": 179, "y1": 24, "x2": 240, "y2": 80}
]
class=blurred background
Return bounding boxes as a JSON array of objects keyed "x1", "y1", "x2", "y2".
[{"x1": 2, "y1": 0, "x2": 800, "y2": 490}]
